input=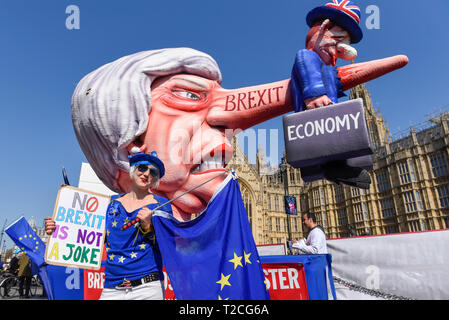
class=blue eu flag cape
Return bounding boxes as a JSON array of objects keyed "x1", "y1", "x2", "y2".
[
  {"x1": 153, "y1": 172, "x2": 270, "y2": 300},
  {"x1": 5, "y1": 216, "x2": 54, "y2": 300}
]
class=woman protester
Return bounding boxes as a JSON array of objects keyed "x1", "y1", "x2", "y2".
[{"x1": 45, "y1": 151, "x2": 171, "y2": 300}]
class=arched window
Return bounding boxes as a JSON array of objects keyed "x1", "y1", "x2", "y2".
[{"x1": 239, "y1": 182, "x2": 254, "y2": 229}]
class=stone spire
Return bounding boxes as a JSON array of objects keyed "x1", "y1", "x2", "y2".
[{"x1": 350, "y1": 83, "x2": 391, "y2": 148}]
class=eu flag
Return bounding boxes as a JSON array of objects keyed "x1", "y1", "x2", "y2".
[
  {"x1": 5, "y1": 216, "x2": 46, "y2": 267},
  {"x1": 5, "y1": 216, "x2": 55, "y2": 300},
  {"x1": 153, "y1": 172, "x2": 270, "y2": 300}
]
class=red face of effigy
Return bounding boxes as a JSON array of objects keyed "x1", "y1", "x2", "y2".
[
  {"x1": 116, "y1": 74, "x2": 292, "y2": 220},
  {"x1": 306, "y1": 20, "x2": 358, "y2": 66}
]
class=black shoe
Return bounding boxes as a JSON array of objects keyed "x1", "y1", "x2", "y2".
[{"x1": 323, "y1": 161, "x2": 371, "y2": 189}]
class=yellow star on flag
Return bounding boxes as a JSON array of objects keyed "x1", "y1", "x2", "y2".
[
  {"x1": 244, "y1": 251, "x2": 252, "y2": 265},
  {"x1": 216, "y1": 273, "x2": 231, "y2": 291},
  {"x1": 218, "y1": 295, "x2": 229, "y2": 300},
  {"x1": 112, "y1": 220, "x2": 118, "y2": 228},
  {"x1": 228, "y1": 252, "x2": 243, "y2": 270}
]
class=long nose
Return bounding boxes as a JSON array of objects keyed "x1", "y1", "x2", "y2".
[
  {"x1": 206, "y1": 55, "x2": 408, "y2": 132},
  {"x1": 206, "y1": 79, "x2": 294, "y2": 131}
]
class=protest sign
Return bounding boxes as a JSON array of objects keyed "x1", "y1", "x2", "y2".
[{"x1": 45, "y1": 185, "x2": 110, "y2": 270}]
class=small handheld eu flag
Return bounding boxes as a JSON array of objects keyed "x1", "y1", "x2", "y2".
[{"x1": 5, "y1": 216, "x2": 46, "y2": 268}]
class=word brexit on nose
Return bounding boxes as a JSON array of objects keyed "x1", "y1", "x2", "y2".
[{"x1": 225, "y1": 86, "x2": 284, "y2": 111}]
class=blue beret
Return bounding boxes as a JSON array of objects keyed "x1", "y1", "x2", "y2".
[{"x1": 128, "y1": 151, "x2": 165, "y2": 178}]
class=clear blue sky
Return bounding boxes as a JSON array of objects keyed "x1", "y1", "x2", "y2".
[{"x1": 1, "y1": 0, "x2": 448, "y2": 249}]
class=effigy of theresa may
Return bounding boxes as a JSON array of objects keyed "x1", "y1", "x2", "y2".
[
  {"x1": 72, "y1": 1, "x2": 408, "y2": 219},
  {"x1": 68, "y1": 0, "x2": 408, "y2": 300}
]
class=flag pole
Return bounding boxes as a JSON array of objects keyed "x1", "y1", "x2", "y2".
[
  {"x1": 62, "y1": 166, "x2": 70, "y2": 185},
  {"x1": 0, "y1": 218, "x2": 7, "y2": 254},
  {"x1": 122, "y1": 171, "x2": 228, "y2": 230}
]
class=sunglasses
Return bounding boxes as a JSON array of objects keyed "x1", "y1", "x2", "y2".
[{"x1": 136, "y1": 164, "x2": 159, "y2": 177}]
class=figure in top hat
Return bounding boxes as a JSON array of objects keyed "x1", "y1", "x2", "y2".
[
  {"x1": 290, "y1": 0, "x2": 408, "y2": 189},
  {"x1": 291, "y1": 0, "x2": 363, "y2": 112}
]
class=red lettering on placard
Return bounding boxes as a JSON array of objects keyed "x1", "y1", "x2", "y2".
[{"x1": 86, "y1": 197, "x2": 99, "y2": 212}]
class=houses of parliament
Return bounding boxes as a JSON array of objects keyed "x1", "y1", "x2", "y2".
[{"x1": 228, "y1": 84, "x2": 449, "y2": 245}]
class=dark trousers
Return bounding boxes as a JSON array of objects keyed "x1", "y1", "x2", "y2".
[{"x1": 19, "y1": 276, "x2": 31, "y2": 297}]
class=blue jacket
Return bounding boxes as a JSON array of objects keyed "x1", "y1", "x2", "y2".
[{"x1": 291, "y1": 49, "x2": 346, "y2": 113}]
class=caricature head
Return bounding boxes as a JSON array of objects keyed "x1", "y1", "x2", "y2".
[
  {"x1": 72, "y1": 48, "x2": 291, "y2": 220},
  {"x1": 305, "y1": 1, "x2": 363, "y2": 66}
]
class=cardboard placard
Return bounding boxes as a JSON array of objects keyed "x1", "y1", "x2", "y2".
[{"x1": 45, "y1": 185, "x2": 110, "y2": 270}]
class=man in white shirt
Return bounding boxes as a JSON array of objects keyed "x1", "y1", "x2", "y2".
[{"x1": 293, "y1": 213, "x2": 327, "y2": 254}]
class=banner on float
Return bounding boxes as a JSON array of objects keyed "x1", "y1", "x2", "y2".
[
  {"x1": 50, "y1": 261, "x2": 310, "y2": 300},
  {"x1": 45, "y1": 185, "x2": 110, "y2": 270},
  {"x1": 260, "y1": 255, "x2": 336, "y2": 300},
  {"x1": 262, "y1": 263, "x2": 308, "y2": 300},
  {"x1": 70, "y1": 262, "x2": 309, "y2": 300},
  {"x1": 161, "y1": 262, "x2": 309, "y2": 300},
  {"x1": 327, "y1": 230, "x2": 449, "y2": 300}
]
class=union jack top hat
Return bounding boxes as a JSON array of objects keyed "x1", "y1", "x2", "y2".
[{"x1": 306, "y1": 0, "x2": 363, "y2": 44}]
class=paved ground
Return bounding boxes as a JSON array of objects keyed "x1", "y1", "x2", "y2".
[{"x1": 1, "y1": 286, "x2": 47, "y2": 300}]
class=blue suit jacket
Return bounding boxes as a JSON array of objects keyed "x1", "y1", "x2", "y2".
[{"x1": 291, "y1": 49, "x2": 346, "y2": 113}]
